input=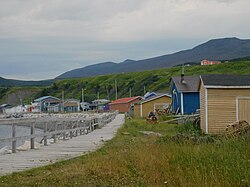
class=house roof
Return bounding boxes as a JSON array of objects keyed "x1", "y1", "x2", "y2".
[
  {"x1": 92, "y1": 99, "x2": 110, "y2": 104},
  {"x1": 34, "y1": 96, "x2": 61, "y2": 102},
  {"x1": 136, "y1": 94, "x2": 171, "y2": 105},
  {"x1": 64, "y1": 99, "x2": 80, "y2": 103},
  {"x1": 110, "y1": 96, "x2": 141, "y2": 105},
  {"x1": 171, "y1": 76, "x2": 200, "y2": 92},
  {"x1": 200, "y1": 74, "x2": 250, "y2": 88},
  {"x1": 64, "y1": 103, "x2": 79, "y2": 107}
]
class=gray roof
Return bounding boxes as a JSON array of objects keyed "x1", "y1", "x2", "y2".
[
  {"x1": 171, "y1": 76, "x2": 200, "y2": 92},
  {"x1": 34, "y1": 96, "x2": 61, "y2": 102},
  {"x1": 201, "y1": 74, "x2": 250, "y2": 87}
]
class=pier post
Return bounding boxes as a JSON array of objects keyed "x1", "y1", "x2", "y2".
[
  {"x1": 30, "y1": 123, "x2": 35, "y2": 149},
  {"x1": 70, "y1": 122, "x2": 73, "y2": 139},
  {"x1": 12, "y1": 123, "x2": 16, "y2": 153},
  {"x1": 53, "y1": 123, "x2": 57, "y2": 143},
  {"x1": 43, "y1": 122, "x2": 48, "y2": 146},
  {"x1": 63, "y1": 122, "x2": 66, "y2": 141}
]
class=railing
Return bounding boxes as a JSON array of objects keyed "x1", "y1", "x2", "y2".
[{"x1": 0, "y1": 112, "x2": 117, "y2": 153}]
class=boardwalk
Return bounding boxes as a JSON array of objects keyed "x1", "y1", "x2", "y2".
[{"x1": 0, "y1": 114, "x2": 125, "y2": 176}]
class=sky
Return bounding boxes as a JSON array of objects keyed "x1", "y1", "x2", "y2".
[{"x1": 0, "y1": 0, "x2": 250, "y2": 80}]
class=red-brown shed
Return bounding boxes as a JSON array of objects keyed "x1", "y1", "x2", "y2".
[{"x1": 109, "y1": 96, "x2": 142, "y2": 113}]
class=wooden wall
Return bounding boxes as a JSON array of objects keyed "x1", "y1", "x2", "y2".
[
  {"x1": 133, "y1": 96, "x2": 171, "y2": 118},
  {"x1": 199, "y1": 82, "x2": 206, "y2": 133},
  {"x1": 110, "y1": 98, "x2": 141, "y2": 113},
  {"x1": 206, "y1": 88, "x2": 250, "y2": 134},
  {"x1": 238, "y1": 98, "x2": 250, "y2": 123}
]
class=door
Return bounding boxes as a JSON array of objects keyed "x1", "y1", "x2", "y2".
[{"x1": 238, "y1": 98, "x2": 250, "y2": 123}]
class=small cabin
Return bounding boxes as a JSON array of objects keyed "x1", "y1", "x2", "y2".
[
  {"x1": 200, "y1": 74, "x2": 250, "y2": 134},
  {"x1": 109, "y1": 96, "x2": 142, "y2": 113},
  {"x1": 63, "y1": 99, "x2": 80, "y2": 112},
  {"x1": 170, "y1": 75, "x2": 200, "y2": 115},
  {"x1": 33, "y1": 96, "x2": 61, "y2": 112},
  {"x1": 134, "y1": 94, "x2": 172, "y2": 118}
]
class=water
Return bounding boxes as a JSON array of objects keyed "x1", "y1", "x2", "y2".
[{"x1": 0, "y1": 125, "x2": 43, "y2": 149}]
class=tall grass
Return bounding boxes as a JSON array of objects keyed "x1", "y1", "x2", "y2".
[{"x1": 0, "y1": 119, "x2": 249, "y2": 186}]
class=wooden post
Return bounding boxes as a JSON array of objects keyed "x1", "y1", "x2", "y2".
[
  {"x1": 89, "y1": 120, "x2": 91, "y2": 132},
  {"x1": 63, "y1": 122, "x2": 66, "y2": 141},
  {"x1": 80, "y1": 120, "x2": 83, "y2": 135},
  {"x1": 12, "y1": 123, "x2": 16, "y2": 153},
  {"x1": 53, "y1": 123, "x2": 57, "y2": 143},
  {"x1": 70, "y1": 122, "x2": 73, "y2": 139},
  {"x1": 43, "y1": 122, "x2": 48, "y2": 146},
  {"x1": 76, "y1": 121, "x2": 79, "y2": 136},
  {"x1": 30, "y1": 123, "x2": 35, "y2": 149}
]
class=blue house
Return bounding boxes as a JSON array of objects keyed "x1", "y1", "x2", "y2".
[
  {"x1": 33, "y1": 96, "x2": 61, "y2": 112},
  {"x1": 170, "y1": 75, "x2": 200, "y2": 115}
]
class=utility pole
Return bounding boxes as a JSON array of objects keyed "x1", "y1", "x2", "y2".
[
  {"x1": 107, "y1": 89, "x2": 110, "y2": 100},
  {"x1": 129, "y1": 87, "x2": 132, "y2": 97},
  {"x1": 115, "y1": 80, "x2": 118, "y2": 100},
  {"x1": 97, "y1": 91, "x2": 100, "y2": 100},
  {"x1": 144, "y1": 85, "x2": 146, "y2": 94},
  {"x1": 82, "y1": 88, "x2": 84, "y2": 102},
  {"x1": 182, "y1": 64, "x2": 185, "y2": 75},
  {"x1": 62, "y1": 90, "x2": 64, "y2": 113}
]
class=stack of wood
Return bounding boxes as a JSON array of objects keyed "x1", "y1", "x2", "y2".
[{"x1": 225, "y1": 120, "x2": 250, "y2": 134}]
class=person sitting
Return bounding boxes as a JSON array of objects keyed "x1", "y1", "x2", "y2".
[{"x1": 148, "y1": 111, "x2": 157, "y2": 121}]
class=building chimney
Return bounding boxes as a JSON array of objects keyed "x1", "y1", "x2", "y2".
[{"x1": 180, "y1": 65, "x2": 185, "y2": 83}]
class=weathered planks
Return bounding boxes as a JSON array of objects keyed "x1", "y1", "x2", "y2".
[{"x1": 0, "y1": 114, "x2": 125, "y2": 176}]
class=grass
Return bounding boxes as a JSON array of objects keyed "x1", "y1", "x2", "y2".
[{"x1": 0, "y1": 118, "x2": 249, "y2": 187}]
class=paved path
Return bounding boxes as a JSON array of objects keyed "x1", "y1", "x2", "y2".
[{"x1": 0, "y1": 114, "x2": 125, "y2": 176}]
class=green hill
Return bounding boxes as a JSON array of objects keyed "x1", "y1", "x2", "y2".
[
  {"x1": 1, "y1": 59, "x2": 250, "y2": 105},
  {"x1": 37, "y1": 60, "x2": 250, "y2": 102}
]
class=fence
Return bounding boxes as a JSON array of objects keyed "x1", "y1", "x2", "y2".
[{"x1": 0, "y1": 112, "x2": 117, "y2": 153}]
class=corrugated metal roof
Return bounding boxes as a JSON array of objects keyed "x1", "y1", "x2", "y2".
[
  {"x1": 34, "y1": 96, "x2": 61, "y2": 102},
  {"x1": 201, "y1": 74, "x2": 250, "y2": 87},
  {"x1": 171, "y1": 76, "x2": 200, "y2": 92},
  {"x1": 137, "y1": 94, "x2": 171, "y2": 104},
  {"x1": 110, "y1": 96, "x2": 141, "y2": 105}
]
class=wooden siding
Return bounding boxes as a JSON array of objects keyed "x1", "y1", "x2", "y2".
[
  {"x1": 238, "y1": 98, "x2": 250, "y2": 123},
  {"x1": 109, "y1": 103, "x2": 130, "y2": 113},
  {"x1": 134, "y1": 104, "x2": 141, "y2": 118},
  {"x1": 199, "y1": 82, "x2": 206, "y2": 133},
  {"x1": 207, "y1": 88, "x2": 250, "y2": 134},
  {"x1": 134, "y1": 96, "x2": 171, "y2": 118},
  {"x1": 110, "y1": 98, "x2": 141, "y2": 113}
]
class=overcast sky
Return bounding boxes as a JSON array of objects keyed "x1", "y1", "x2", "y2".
[{"x1": 0, "y1": 0, "x2": 249, "y2": 80}]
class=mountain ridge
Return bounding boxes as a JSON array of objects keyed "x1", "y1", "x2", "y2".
[{"x1": 57, "y1": 37, "x2": 250, "y2": 79}]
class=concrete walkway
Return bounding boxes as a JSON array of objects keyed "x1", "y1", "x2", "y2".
[{"x1": 0, "y1": 114, "x2": 125, "y2": 176}]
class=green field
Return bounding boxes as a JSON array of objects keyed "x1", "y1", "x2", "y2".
[{"x1": 0, "y1": 118, "x2": 249, "y2": 186}]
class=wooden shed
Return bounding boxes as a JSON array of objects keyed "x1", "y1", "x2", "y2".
[
  {"x1": 170, "y1": 75, "x2": 200, "y2": 114},
  {"x1": 109, "y1": 96, "x2": 142, "y2": 113},
  {"x1": 200, "y1": 74, "x2": 250, "y2": 134},
  {"x1": 134, "y1": 94, "x2": 172, "y2": 118}
]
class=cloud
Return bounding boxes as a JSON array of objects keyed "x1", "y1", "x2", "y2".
[{"x1": 0, "y1": 0, "x2": 249, "y2": 80}]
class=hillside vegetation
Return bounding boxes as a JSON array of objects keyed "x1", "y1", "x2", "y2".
[
  {"x1": 1, "y1": 60, "x2": 250, "y2": 105},
  {"x1": 38, "y1": 60, "x2": 250, "y2": 102},
  {"x1": 0, "y1": 87, "x2": 43, "y2": 105}
]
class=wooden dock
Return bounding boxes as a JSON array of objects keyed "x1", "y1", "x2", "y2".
[{"x1": 0, "y1": 114, "x2": 125, "y2": 176}]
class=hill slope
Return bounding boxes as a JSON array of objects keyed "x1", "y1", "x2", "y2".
[
  {"x1": 57, "y1": 37, "x2": 250, "y2": 79},
  {"x1": 45, "y1": 60, "x2": 250, "y2": 102},
  {"x1": 0, "y1": 77, "x2": 55, "y2": 87}
]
